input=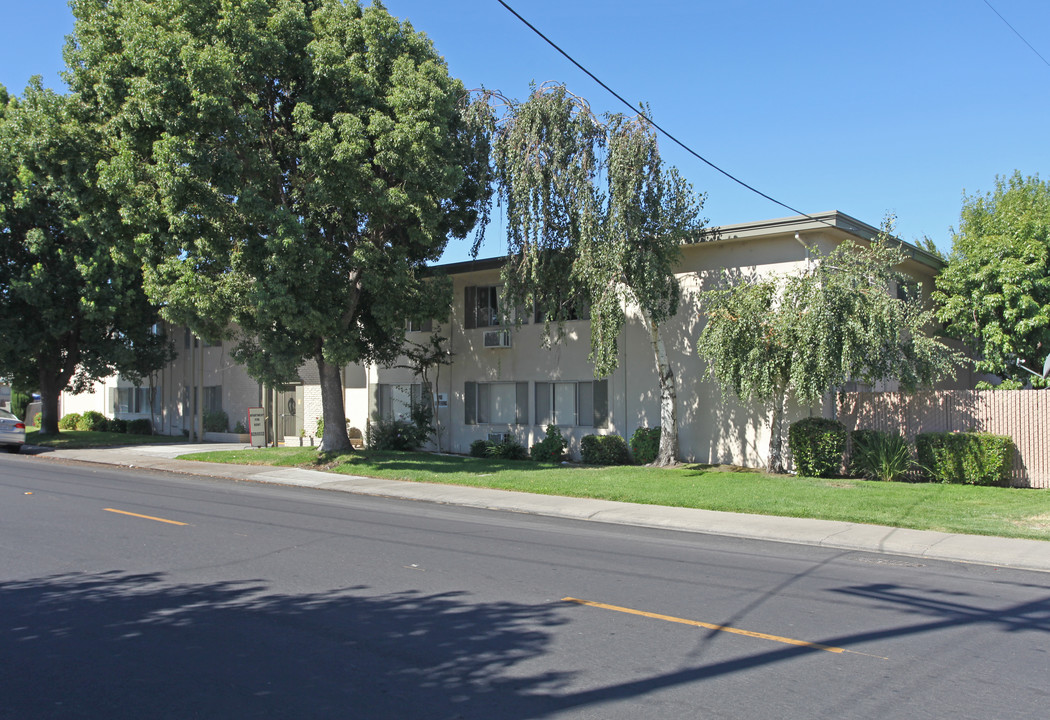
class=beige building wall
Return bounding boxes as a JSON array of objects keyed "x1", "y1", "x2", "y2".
[
  {"x1": 369, "y1": 212, "x2": 951, "y2": 468},
  {"x1": 61, "y1": 325, "x2": 264, "y2": 438}
]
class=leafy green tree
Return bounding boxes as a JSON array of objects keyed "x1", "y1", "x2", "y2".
[
  {"x1": 486, "y1": 86, "x2": 705, "y2": 466},
  {"x1": 696, "y1": 228, "x2": 959, "y2": 473},
  {"x1": 0, "y1": 79, "x2": 172, "y2": 435},
  {"x1": 67, "y1": 0, "x2": 490, "y2": 451},
  {"x1": 932, "y1": 172, "x2": 1050, "y2": 388}
]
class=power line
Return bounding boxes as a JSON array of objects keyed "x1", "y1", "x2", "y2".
[
  {"x1": 495, "y1": 0, "x2": 828, "y2": 226},
  {"x1": 982, "y1": 0, "x2": 1050, "y2": 70}
]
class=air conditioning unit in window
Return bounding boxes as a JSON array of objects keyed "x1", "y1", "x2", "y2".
[
  {"x1": 483, "y1": 330, "x2": 511, "y2": 348},
  {"x1": 488, "y1": 432, "x2": 511, "y2": 444}
]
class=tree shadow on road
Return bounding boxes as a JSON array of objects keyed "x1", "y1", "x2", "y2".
[
  {"x1": 2, "y1": 570, "x2": 572, "y2": 719},
  {"x1": 6, "y1": 568, "x2": 1050, "y2": 719}
]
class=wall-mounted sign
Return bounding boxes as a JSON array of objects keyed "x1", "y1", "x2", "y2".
[{"x1": 436, "y1": 393, "x2": 448, "y2": 408}]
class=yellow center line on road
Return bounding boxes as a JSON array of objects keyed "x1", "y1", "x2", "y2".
[
  {"x1": 104, "y1": 508, "x2": 189, "y2": 526},
  {"x1": 563, "y1": 597, "x2": 885, "y2": 658}
]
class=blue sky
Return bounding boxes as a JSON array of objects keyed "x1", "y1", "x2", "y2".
[{"x1": 2, "y1": 0, "x2": 1047, "y2": 264}]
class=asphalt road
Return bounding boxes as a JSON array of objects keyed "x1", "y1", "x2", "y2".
[{"x1": 2, "y1": 453, "x2": 1049, "y2": 719}]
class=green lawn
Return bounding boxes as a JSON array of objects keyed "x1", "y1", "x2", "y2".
[
  {"x1": 27, "y1": 428, "x2": 187, "y2": 449},
  {"x1": 181, "y1": 447, "x2": 1050, "y2": 541}
]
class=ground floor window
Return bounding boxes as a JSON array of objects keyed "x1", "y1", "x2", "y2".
[
  {"x1": 377, "y1": 383, "x2": 421, "y2": 421},
  {"x1": 464, "y1": 382, "x2": 528, "y2": 425},
  {"x1": 115, "y1": 386, "x2": 154, "y2": 415},
  {"x1": 203, "y1": 385, "x2": 222, "y2": 414},
  {"x1": 535, "y1": 380, "x2": 608, "y2": 428}
]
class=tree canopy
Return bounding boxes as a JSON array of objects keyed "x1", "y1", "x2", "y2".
[
  {"x1": 932, "y1": 171, "x2": 1050, "y2": 388},
  {"x1": 483, "y1": 85, "x2": 706, "y2": 465},
  {"x1": 66, "y1": 0, "x2": 491, "y2": 450},
  {"x1": 697, "y1": 228, "x2": 959, "y2": 473},
  {"x1": 0, "y1": 78, "x2": 172, "y2": 434}
]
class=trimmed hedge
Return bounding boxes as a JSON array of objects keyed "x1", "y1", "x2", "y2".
[
  {"x1": 531, "y1": 425, "x2": 566, "y2": 463},
  {"x1": 58, "y1": 413, "x2": 81, "y2": 430},
  {"x1": 127, "y1": 418, "x2": 153, "y2": 435},
  {"x1": 916, "y1": 432, "x2": 1013, "y2": 486},
  {"x1": 581, "y1": 434, "x2": 631, "y2": 465},
  {"x1": 490, "y1": 438, "x2": 529, "y2": 461},
  {"x1": 789, "y1": 417, "x2": 847, "y2": 478},
  {"x1": 630, "y1": 427, "x2": 661, "y2": 465},
  {"x1": 78, "y1": 410, "x2": 108, "y2": 432},
  {"x1": 469, "y1": 438, "x2": 529, "y2": 460},
  {"x1": 106, "y1": 418, "x2": 128, "y2": 434},
  {"x1": 203, "y1": 410, "x2": 228, "y2": 433},
  {"x1": 10, "y1": 390, "x2": 31, "y2": 422}
]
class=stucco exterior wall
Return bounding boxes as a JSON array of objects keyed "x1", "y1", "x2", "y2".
[
  {"x1": 370, "y1": 213, "x2": 950, "y2": 468},
  {"x1": 60, "y1": 327, "x2": 263, "y2": 437}
]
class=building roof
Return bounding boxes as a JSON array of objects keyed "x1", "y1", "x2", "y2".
[{"x1": 432, "y1": 211, "x2": 945, "y2": 276}]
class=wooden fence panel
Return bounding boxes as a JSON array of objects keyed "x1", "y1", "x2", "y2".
[{"x1": 837, "y1": 390, "x2": 1050, "y2": 488}]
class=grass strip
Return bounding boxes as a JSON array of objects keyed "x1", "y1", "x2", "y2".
[
  {"x1": 26, "y1": 429, "x2": 188, "y2": 449},
  {"x1": 181, "y1": 447, "x2": 1050, "y2": 541}
]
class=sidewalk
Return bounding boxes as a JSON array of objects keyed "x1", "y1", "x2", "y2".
[{"x1": 29, "y1": 442, "x2": 1050, "y2": 574}]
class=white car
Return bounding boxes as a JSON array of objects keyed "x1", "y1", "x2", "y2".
[{"x1": 0, "y1": 408, "x2": 26, "y2": 453}]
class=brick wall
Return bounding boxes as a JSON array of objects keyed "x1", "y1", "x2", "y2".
[{"x1": 837, "y1": 390, "x2": 1050, "y2": 488}]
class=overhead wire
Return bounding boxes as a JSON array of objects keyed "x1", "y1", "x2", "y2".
[
  {"x1": 981, "y1": 0, "x2": 1050, "y2": 70},
  {"x1": 495, "y1": 0, "x2": 834, "y2": 228}
]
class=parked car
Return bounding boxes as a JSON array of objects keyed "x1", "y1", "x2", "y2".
[{"x1": 0, "y1": 408, "x2": 26, "y2": 453}]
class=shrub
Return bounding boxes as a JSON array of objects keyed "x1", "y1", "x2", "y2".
[
  {"x1": 469, "y1": 439, "x2": 491, "y2": 458},
  {"x1": 789, "y1": 417, "x2": 847, "y2": 478},
  {"x1": 203, "y1": 410, "x2": 228, "y2": 433},
  {"x1": 10, "y1": 389, "x2": 31, "y2": 422},
  {"x1": 630, "y1": 427, "x2": 661, "y2": 465},
  {"x1": 850, "y1": 429, "x2": 913, "y2": 482},
  {"x1": 127, "y1": 418, "x2": 153, "y2": 435},
  {"x1": 347, "y1": 425, "x2": 363, "y2": 439},
  {"x1": 78, "y1": 410, "x2": 108, "y2": 432},
  {"x1": 531, "y1": 425, "x2": 567, "y2": 463},
  {"x1": 315, "y1": 416, "x2": 324, "y2": 438},
  {"x1": 106, "y1": 418, "x2": 128, "y2": 434},
  {"x1": 32, "y1": 412, "x2": 42, "y2": 427},
  {"x1": 916, "y1": 432, "x2": 1014, "y2": 486},
  {"x1": 410, "y1": 402, "x2": 435, "y2": 445},
  {"x1": 58, "y1": 413, "x2": 81, "y2": 431},
  {"x1": 368, "y1": 417, "x2": 426, "y2": 451},
  {"x1": 581, "y1": 434, "x2": 631, "y2": 465},
  {"x1": 489, "y1": 438, "x2": 529, "y2": 461},
  {"x1": 233, "y1": 420, "x2": 247, "y2": 434}
]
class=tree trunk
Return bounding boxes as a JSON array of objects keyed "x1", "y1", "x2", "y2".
[
  {"x1": 37, "y1": 370, "x2": 65, "y2": 436},
  {"x1": 37, "y1": 338, "x2": 77, "y2": 436},
  {"x1": 766, "y1": 387, "x2": 787, "y2": 474},
  {"x1": 316, "y1": 349, "x2": 352, "y2": 453},
  {"x1": 644, "y1": 313, "x2": 679, "y2": 466}
]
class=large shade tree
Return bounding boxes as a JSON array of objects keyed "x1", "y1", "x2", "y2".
[
  {"x1": 485, "y1": 86, "x2": 706, "y2": 466},
  {"x1": 66, "y1": 0, "x2": 491, "y2": 451},
  {"x1": 696, "y1": 228, "x2": 960, "y2": 473},
  {"x1": 933, "y1": 172, "x2": 1050, "y2": 388},
  {"x1": 0, "y1": 79, "x2": 172, "y2": 434}
]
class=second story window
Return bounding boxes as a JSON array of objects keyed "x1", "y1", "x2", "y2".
[
  {"x1": 464, "y1": 285, "x2": 500, "y2": 328},
  {"x1": 464, "y1": 285, "x2": 529, "y2": 329}
]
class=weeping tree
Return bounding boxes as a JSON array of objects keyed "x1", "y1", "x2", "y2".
[
  {"x1": 67, "y1": 0, "x2": 490, "y2": 452},
  {"x1": 484, "y1": 85, "x2": 706, "y2": 465},
  {"x1": 696, "y1": 225, "x2": 960, "y2": 473}
]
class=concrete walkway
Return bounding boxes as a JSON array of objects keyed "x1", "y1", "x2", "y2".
[{"x1": 27, "y1": 441, "x2": 1050, "y2": 574}]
